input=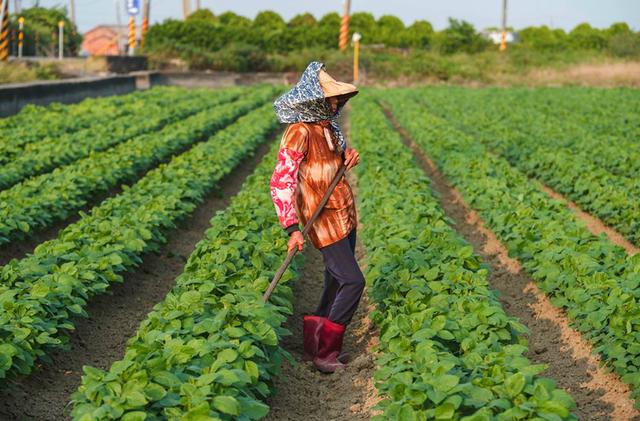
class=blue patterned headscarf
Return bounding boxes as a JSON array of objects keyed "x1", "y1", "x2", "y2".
[{"x1": 273, "y1": 61, "x2": 347, "y2": 151}]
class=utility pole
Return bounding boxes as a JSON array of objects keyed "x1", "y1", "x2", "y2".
[
  {"x1": 140, "y1": 0, "x2": 149, "y2": 51},
  {"x1": 182, "y1": 0, "x2": 190, "y2": 19},
  {"x1": 114, "y1": 0, "x2": 122, "y2": 54},
  {"x1": 195, "y1": 0, "x2": 200, "y2": 11},
  {"x1": 13, "y1": 0, "x2": 20, "y2": 14},
  {"x1": 339, "y1": 0, "x2": 350, "y2": 51},
  {"x1": 500, "y1": 0, "x2": 507, "y2": 51},
  {"x1": 69, "y1": 0, "x2": 75, "y2": 27}
]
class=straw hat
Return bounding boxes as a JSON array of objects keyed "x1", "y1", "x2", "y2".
[{"x1": 319, "y1": 69, "x2": 358, "y2": 100}]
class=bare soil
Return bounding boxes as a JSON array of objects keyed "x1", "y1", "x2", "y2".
[
  {"x1": 0, "y1": 140, "x2": 273, "y2": 421},
  {"x1": 382, "y1": 105, "x2": 640, "y2": 421},
  {"x1": 263, "y1": 243, "x2": 379, "y2": 421},
  {"x1": 520, "y1": 62, "x2": 640, "y2": 88}
]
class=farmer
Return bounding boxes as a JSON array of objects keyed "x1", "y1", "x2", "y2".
[{"x1": 270, "y1": 61, "x2": 364, "y2": 373}]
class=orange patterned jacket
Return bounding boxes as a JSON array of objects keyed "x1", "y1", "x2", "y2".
[{"x1": 270, "y1": 121, "x2": 357, "y2": 249}]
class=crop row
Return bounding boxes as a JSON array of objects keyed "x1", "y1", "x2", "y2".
[
  {"x1": 414, "y1": 87, "x2": 640, "y2": 246},
  {"x1": 350, "y1": 96, "x2": 575, "y2": 420},
  {"x1": 0, "y1": 87, "x2": 243, "y2": 189},
  {"x1": 71, "y1": 139, "x2": 296, "y2": 420},
  {"x1": 0, "y1": 86, "x2": 276, "y2": 245},
  {"x1": 383, "y1": 91, "x2": 640, "y2": 404},
  {"x1": 0, "y1": 87, "x2": 186, "y2": 164},
  {"x1": 0, "y1": 100, "x2": 279, "y2": 382},
  {"x1": 418, "y1": 87, "x2": 640, "y2": 179}
]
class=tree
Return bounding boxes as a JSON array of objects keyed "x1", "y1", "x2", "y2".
[
  {"x1": 186, "y1": 9, "x2": 216, "y2": 22},
  {"x1": 253, "y1": 10, "x2": 286, "y2": 31},
  {"x1": 316, "y1": 12, "x2": 340, "y2": 49},
  {"x1": 11, "y1": 6, "x2": 81, "y2": 56},
  {"x1": 436, "y1": 18, "x2": 488, "y2": 54},
  {"x1": 403, "y1": 20, "x2": 433, "y2": 48},
  {"x1": 569, "y1": 23, "x2": 607, "y2": 50},
  {"x1": 518, "y1": 25, "x2": 567, "y2": 51},
  {"x1": 350, "y1": 12, "x2": 377, "y2": 43},
  {"x1": 289, "y1": 13, "x2": 317, "y2": 28},
  {"x1": 376, "y1": 15, "x2": 405, "y2": 47},
  {"x1": 217, "y1": 11, "x2": 250, "y2": 27}
]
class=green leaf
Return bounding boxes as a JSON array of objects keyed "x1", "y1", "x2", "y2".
[
  {"x1": 213, "y1": 395, "x2": 240, "y2": 415},
  {"x1": 121, "y1": 411, "x2": 147, "y2": 421},
  {"x1": 505, "y1": 372, "x2": 525, "y2": 398}
]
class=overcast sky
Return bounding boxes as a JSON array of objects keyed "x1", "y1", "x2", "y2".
[{"x1": 29, "y1": 0, "x2": 640, "y2": 33}]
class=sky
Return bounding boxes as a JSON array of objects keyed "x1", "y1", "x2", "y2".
[{"x1": 28, "y1": 0, "x2": 640, "y2": 33}]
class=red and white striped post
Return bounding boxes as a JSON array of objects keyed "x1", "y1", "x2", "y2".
[{"x1": 339, "y1": 0, "x2": 350, "y2": 51}]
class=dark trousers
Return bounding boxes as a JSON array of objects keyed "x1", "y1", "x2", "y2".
[{"x1": 315, "y1": 229, "x2": 365, "y2": 326}]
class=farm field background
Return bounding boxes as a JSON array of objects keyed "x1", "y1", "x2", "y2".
[{"x1": 0, "y1": 84, "x2": 639, "y2": 420}]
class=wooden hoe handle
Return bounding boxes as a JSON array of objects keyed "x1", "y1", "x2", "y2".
[{"x1": 263, "y1": 164, "x2": 348, "y2": 302}]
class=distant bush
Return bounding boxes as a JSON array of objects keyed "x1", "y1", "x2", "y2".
[
  {"x1": 145, "y1": 9, "x2": 639, "y2": 73},
  {"x1": 609, "y1": 32, "x2": 640, "y2": 57}
]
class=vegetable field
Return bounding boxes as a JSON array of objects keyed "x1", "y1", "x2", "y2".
[{"x1": 0, "y1": 85, "x2": 638, "y2": 421}]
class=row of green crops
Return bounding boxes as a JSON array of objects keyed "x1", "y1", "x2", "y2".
[
  {"x1": 420, "y1": 87, "x2": 640, "y2": 180},
  {"x1": 0, "y1": 87, "x2": 244, "y2": 190},
  {"x1": 351, "y1": 96, "x2": 576, "y2": 420},
  {"x1": 0, "y1": 87, "x2": 186, "y2": 164},
  {"x1": 0, "y1": 101, "x2": 279, "y2": 382},
  {"x1": 412, "y1": 87, "x2": 640, "y2": 246},
  {"x1": 382, "y1": 92, "x2": 640, "y2": 405},
  {"x1": 0, "y1": 86, "x2": 277, "y2": 245},
  {"x1": 71, "y1": 139, "x2": 297, "y2": 421}
]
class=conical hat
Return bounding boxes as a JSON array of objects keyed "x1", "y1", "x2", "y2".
[{"x1": 319, "y1": 69, "x2": 359, "y2": 100}]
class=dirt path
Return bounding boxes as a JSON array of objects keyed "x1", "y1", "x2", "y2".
[
  {"x1": 382, "y1": 105, "x2": 640, "y2": 421},
  {"x1": 0, "y1": 140, "x2": 274, "y2": 421}
]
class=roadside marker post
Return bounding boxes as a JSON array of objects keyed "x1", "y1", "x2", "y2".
[
  {"x1": 17, "y1": 15, "x2": 23, "y2": 58},
  {"x1": 58, "y1": 20, "x2": 64, "y2": 60},
  {"x1": 352, "y1": 32, "x2": 361, "y2": 83},
  {"x1": 127, "y1": 0, "x2": 139, "y2": 55},
  {"x1": 0, "y1": 0, "x2": 8, "y2": 61}
]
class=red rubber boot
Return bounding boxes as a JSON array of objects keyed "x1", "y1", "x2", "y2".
[
  {"x1": 313, "y1": 318, "x2": 346, "y2": 373},
  {"x1": 303, "y1": 315, "x2": 323, "y2": 361}
]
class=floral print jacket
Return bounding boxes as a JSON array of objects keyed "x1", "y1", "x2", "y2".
[{"x1": 269, "y1": 122, "x2": 356, "y2": 249}]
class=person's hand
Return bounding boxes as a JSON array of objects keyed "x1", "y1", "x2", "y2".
[
  {"x1": 288, "y1": 231, "x2": 304, "y2": 252},
  {"x1": 344, "y1": 148, "x2": 360, "y2": 170}
]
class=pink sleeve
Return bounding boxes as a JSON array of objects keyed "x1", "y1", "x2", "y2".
[{"x1": 270, "y1": 148, "x2": 305, "y2": 230}]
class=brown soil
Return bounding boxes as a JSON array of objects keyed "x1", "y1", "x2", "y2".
[
  {"x1": 382, "y1": 104, "x2": 640, "y2": 421},
  {"x1": 264, "y1": 109, "x2": 380, "y2": 421},
  {"x1": 539, "y1": 184, "x2": 640, "y2": 256},
  {"x1": 0, "y1": 140, "x2": 274, "y2": 421},
  {"x1": 263, "y1": 243, "x2": 379, "y2": 421}
]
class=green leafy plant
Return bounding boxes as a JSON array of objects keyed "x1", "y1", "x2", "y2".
[
  {"x1": 71, "y1": 139, "x2": 297, "y2": 420},
  {"x1": 0, "y1": 87, "x2": 187, "y2": 164},
  {"x1": 382, "y1": 88, "x2": 640, "y2": 406},
  {"x1": 0, "y1": 98, "x2": 279, "y2": 383},
  {"x1": 0, "y1": 86, "x2": 277, "y2": 245},
  {"x1": 350, "y1": 94, "x2": 576, "y2": 420},
  {"x1": 0, "y1": 87, "x2": 244, "y2": 189}
]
